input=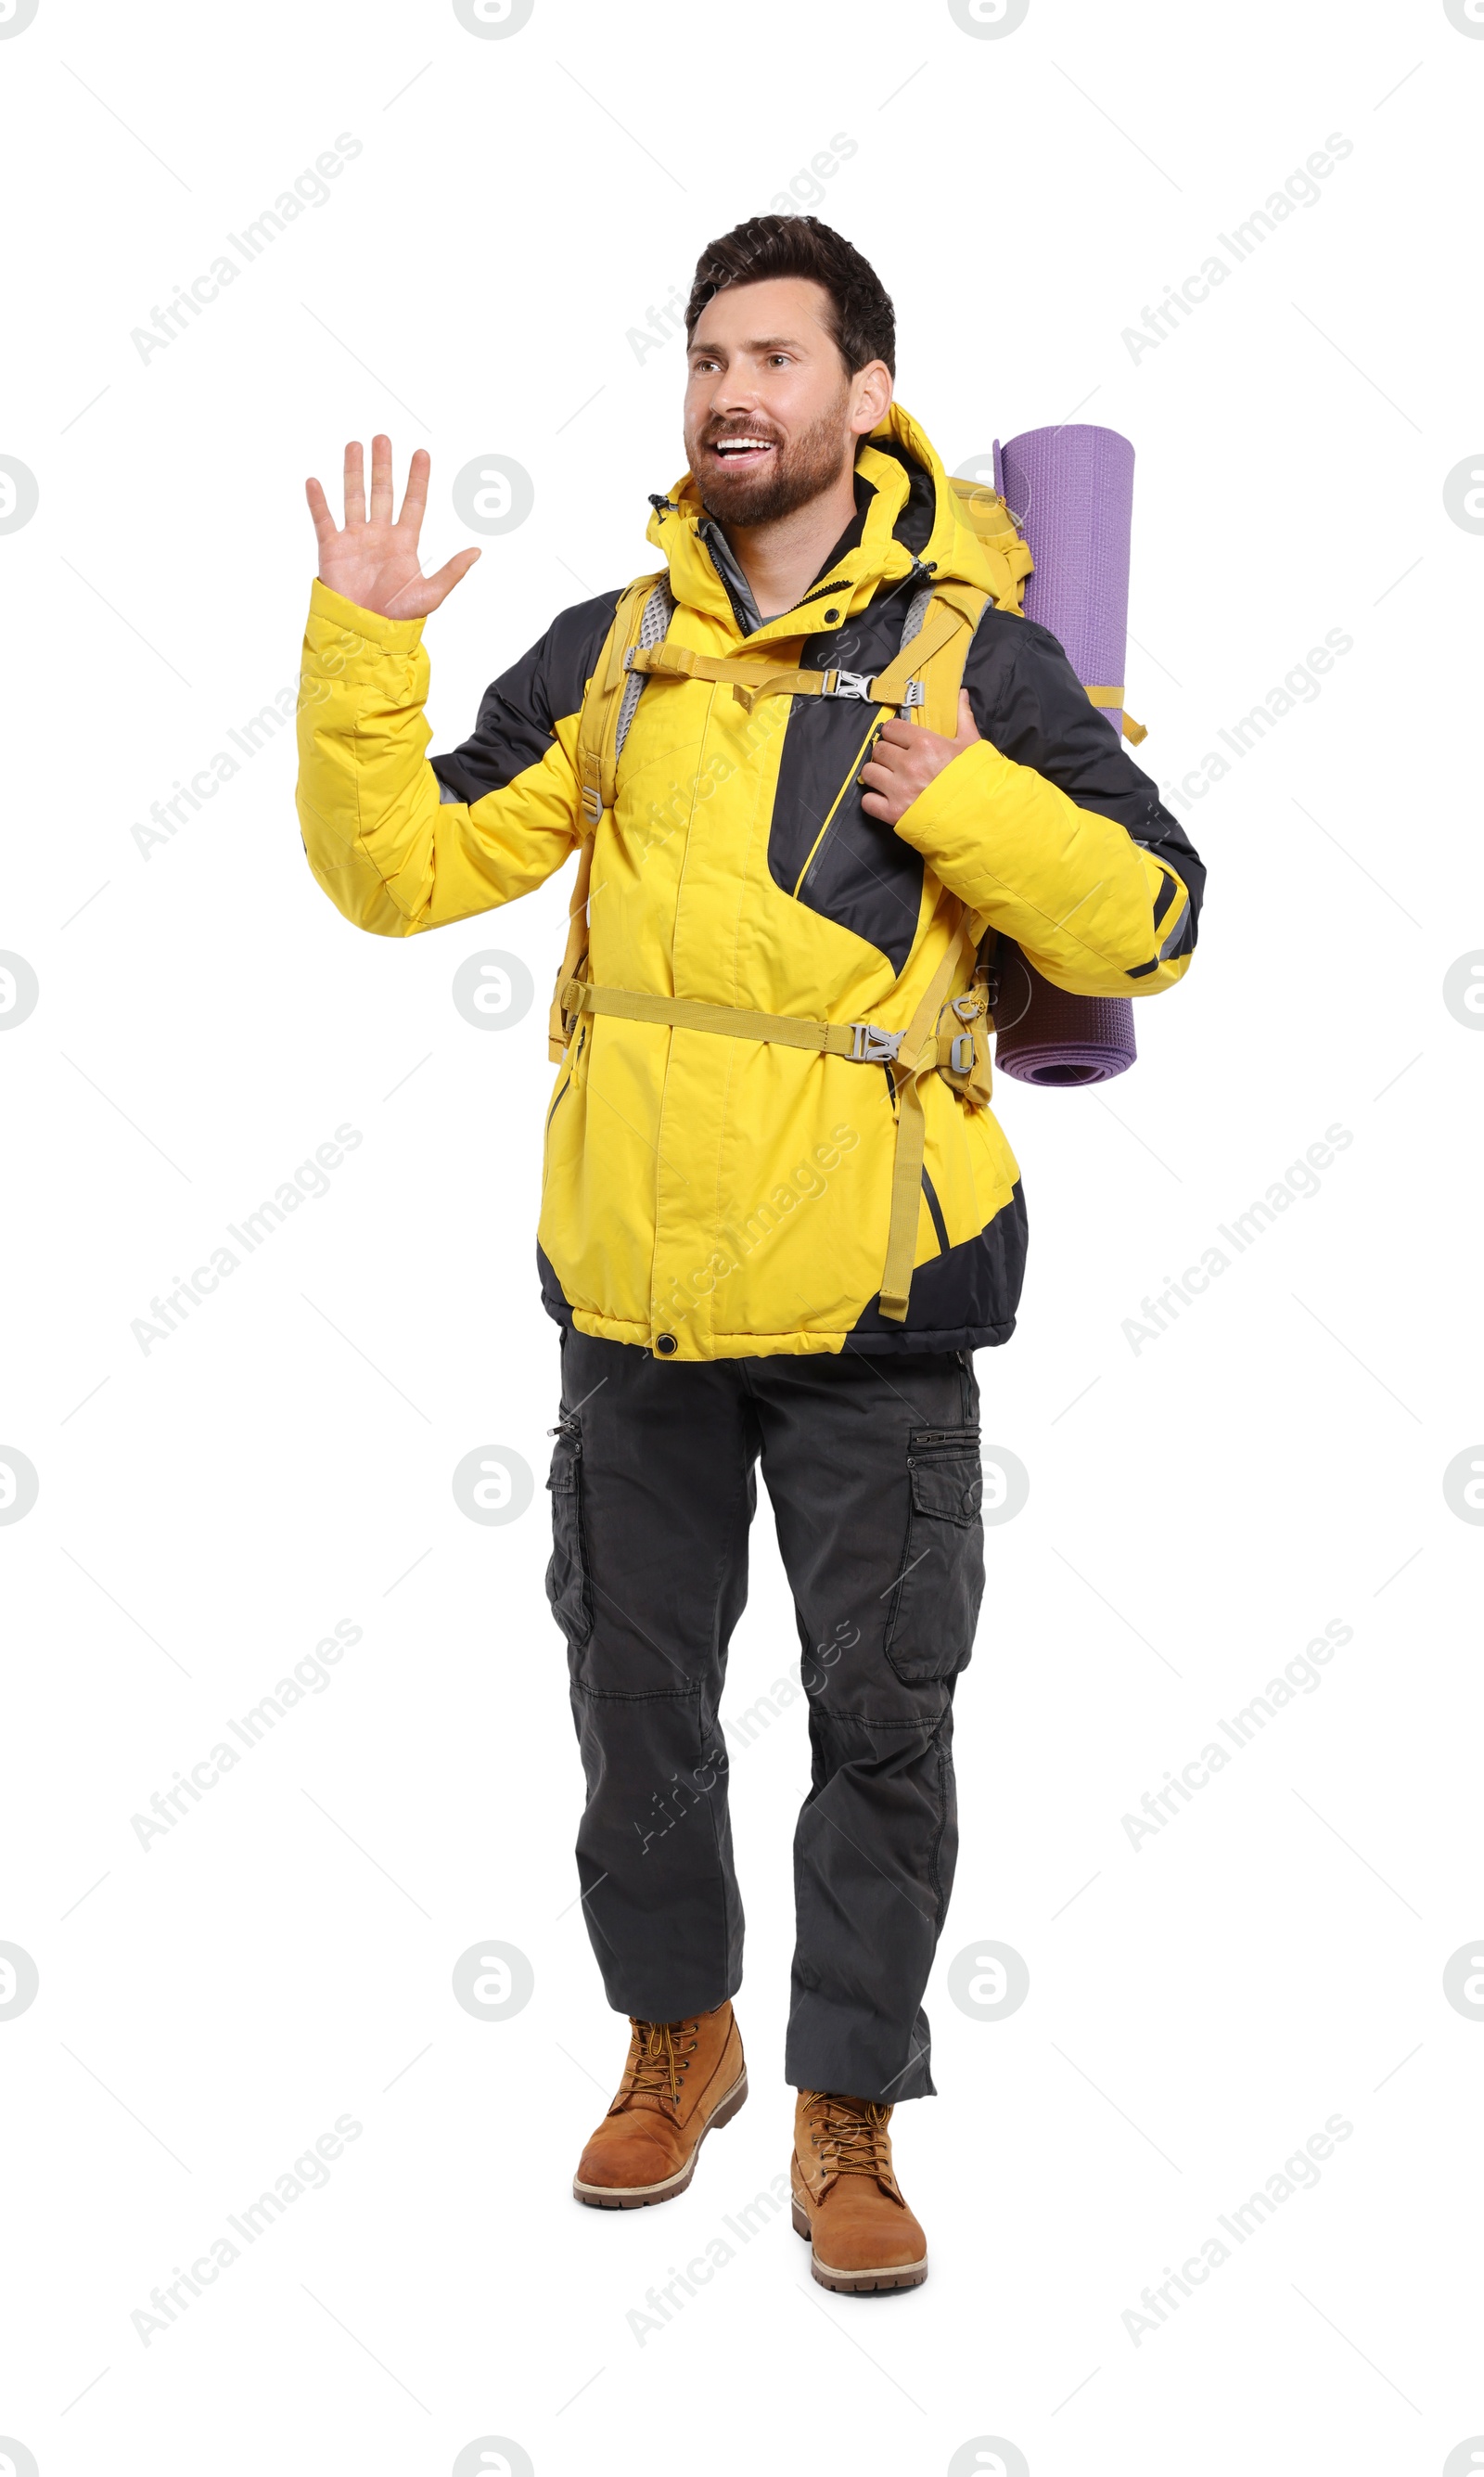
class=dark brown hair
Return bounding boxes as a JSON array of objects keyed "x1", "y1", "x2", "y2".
[{"x1": 684, "y1": 215, "x2": 896, "y2": 377}]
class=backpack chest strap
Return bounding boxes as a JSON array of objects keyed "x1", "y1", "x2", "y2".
[
  {"x1": 624, "y1": 640, "x2": 922, "y2": 714},
  {"x1": 622, "y1": 586, "x2": 986, "y2": 720}
]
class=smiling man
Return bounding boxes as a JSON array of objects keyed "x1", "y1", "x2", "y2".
[{"x1": 296, "y1": 214, "x2": 1204, "y2": 2295}]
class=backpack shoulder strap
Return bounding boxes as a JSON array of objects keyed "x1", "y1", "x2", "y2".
[
  {"x1": 551, "y1": 570, "x2": 670, "y2": 1060},
  {"x1": 573, "y1": 569, "x2": 671, "y2": 828},
  {"x1": 869, "y1": 581, "x2": 993, "y2": 736},
  {"x1": 871, "y1": 479, "x2": 1029, "y2": 735}
]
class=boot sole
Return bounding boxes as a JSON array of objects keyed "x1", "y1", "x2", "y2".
[
  {"x1": 572, "y1": 2066, "x2": 748, "y2": 2209},
  {"x1": 791, "y1": 2196, "x2": 928, "y2": 2291}
]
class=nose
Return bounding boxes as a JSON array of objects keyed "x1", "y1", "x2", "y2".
[{"x1": 707, "y1": 371, "x2": 762, "y2": 420}]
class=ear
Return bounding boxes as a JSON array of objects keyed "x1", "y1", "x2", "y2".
[{"x1": 850, "y1": 359, "x2": 894, "y2": 437}]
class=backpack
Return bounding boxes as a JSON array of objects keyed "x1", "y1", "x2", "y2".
[
  {"x1": 546, "y1": 477, "x2": 1038, "y2": 1063},
  {"x1": 544, "y1": 481, "x2": 1138, "y2": 1321}
]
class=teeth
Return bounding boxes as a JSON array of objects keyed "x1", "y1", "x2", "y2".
[{"x1": 714, "y1": 439, "x2": 773, "y2": 452}]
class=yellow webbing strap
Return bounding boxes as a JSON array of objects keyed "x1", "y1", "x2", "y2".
[
  {"x1": 548, "y1": 840, "x2": 595, "y2": 1062},
  {"x1": 861, "y1": 590, "x2": 976, "y2": 721},
  {"x1": 877, "y1": 904, "x2": 991, "y2": 1322},
  {"x1": 624, "y1": 585, "x2": 989, "y2": 721},
  {"x1": 1084, "y1": 685, "x2": 1148, "y2": 746},
  {"x1": 560, "y1": 980, "x2": 864, "y2": 1059},
  {"x1": 553, "y1": 573, "x2": 665, "y2": 1059},
  {"x1": 626, "y1": 642, "x2": 834, "y2": 714},
  {"x1": 626, "y1": 639, "x2": 886, "y2": 716},
  {"x1": 563, "y1": 908, "x2": 991, "y2": 1327},
  {"x1": 573, "y1": 571, "x2": 665, "y2": 829},
  {"x1": 873, "y1": 584, "x2": 990, "y2": 735},
  {"x1": 626, "y1": 638, "x2": 777, "y2": 687}
]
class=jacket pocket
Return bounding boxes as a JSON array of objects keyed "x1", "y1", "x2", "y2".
[
  {"x1": 545, "y1": 1422, "x2": 594, "y2": 1645},
  {"x1": 882, "y1": 1429, "x2": 985, "y2": 1684}
]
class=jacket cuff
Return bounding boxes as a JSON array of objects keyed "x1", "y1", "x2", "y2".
[
  {"x1": 891, "y1": 738, "x2": 1005, "y2": 853},
  {"x1": 307, "y1": 575, "x2": 428, "y2": 655}
]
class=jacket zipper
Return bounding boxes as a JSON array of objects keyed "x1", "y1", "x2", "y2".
[{"x1": 791, "y1": 713, "x2": 885, "y2": 896}]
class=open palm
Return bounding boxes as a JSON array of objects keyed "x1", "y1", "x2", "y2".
[{"x1": 305, "y1": 434, "x2": 480, "y2": 621}]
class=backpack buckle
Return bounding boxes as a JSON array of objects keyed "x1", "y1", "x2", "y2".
[
  {"x1": 901, "y1": 679, "x2": 926, "y2": 707},
  {"x1": 850, "y1": 1021, "x2": 903, "y2": 1063},
  {"x1": 825, "y1": 669, "x2": 873, "y2": 699}
]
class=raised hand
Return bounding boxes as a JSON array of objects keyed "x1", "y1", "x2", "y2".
[{"x1": 305, "y1": 434, "x2": 480, "y2": 621}]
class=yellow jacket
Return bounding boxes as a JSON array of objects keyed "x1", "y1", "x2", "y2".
[{"x1": 296, "y1": 404, "x2": 1203, "y2": 1360}]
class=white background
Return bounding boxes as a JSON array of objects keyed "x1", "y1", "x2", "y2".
[{"x1": 2, "y1": 1, "x2": 1481, "y2": 2471}]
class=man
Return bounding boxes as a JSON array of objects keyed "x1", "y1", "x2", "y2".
[{"x1": 296, "y1": 215, "x2": 1204, "y2": 2294}]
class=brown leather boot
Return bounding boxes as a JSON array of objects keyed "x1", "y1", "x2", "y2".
[
  {"x1": 572, "y1": 2001, "x2": 747, "y2": 2209},
  {"x1": 790, "y1": 2090, "x2": 928, "y2": 2291}
]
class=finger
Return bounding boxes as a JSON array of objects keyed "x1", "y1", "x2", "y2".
[
  {"x1": 956, "y1": 689, "x2": 980, "y2": 742},
  {"x1": 378, "y1": 548, "x2": 480, "y2": 623},
  {"x1": 398, "y1": 446, "x2": 431, "y2": 536},
  {"x1": 858, "y1": 758, "x2": 896, "y2": 792},
  {"x1": 305, "y1": 476, "x2": 337, "y2": 547},
  {"x1": 861, "y1": 744, "x2": 916, "y2": 781},
  {"x1": 875, "y1": 715, "x2": 916, "y2": 747},
  {"x1": 343, "y1": 440, "x2": 365, "y2": 528},
  {"x1": 369, "y1": 433, "x2": 394, "y2": 528},
  {"x1": 859, "y1": 788, "x2": 901, "y2": 823},
  {"x1": 421, "y1": 545, "x2": 482, "y2": 608}
]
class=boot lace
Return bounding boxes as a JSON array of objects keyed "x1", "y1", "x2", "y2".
[
  {"x1": 804, "y1": 2092, "x2": 891, "y2": 2175},
  {"x1": 624, "y1": 2017, "x2": 699, "y2": 2111}
]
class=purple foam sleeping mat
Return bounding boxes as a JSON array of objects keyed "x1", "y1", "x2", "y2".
[{"x1": 987, "y1": 425, "x2": 1139, "y2": 1085}]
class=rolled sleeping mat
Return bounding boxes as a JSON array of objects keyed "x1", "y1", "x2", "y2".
[{"x1": 987, "y1": 425, "x2": 1139, "y2": 1087}]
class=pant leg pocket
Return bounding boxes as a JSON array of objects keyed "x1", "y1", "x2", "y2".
[
  {"x1": 545, "y1": 1419, "x2": 595, "y2": 1645},
  {"x1": 882, "y1": 1429, "x2": 985, "y2": 1684}
]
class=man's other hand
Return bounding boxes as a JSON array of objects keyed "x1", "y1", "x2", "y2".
[
  {"x1": 305, "y1": 435, "x2": 480, "y2": 622},
  {"x1": 858, "y1": 690, "x2": 981, "y2": 827}
]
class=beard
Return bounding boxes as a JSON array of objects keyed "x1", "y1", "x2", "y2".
[{"x1": 690, "y1": 392, "x2": 854, "y2": 526}]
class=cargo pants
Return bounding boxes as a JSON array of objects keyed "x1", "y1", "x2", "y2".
[{"x1": 545, "y1": 1327, "x2": 986, "y2": 2103}]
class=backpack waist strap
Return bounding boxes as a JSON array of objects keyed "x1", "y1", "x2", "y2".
[
  {"x1": 559, "y1": 897, "x2": 990, "y2": 1325},
  {"x1": 560, "y1": 979, "x2": 905, "y2": 1063}
]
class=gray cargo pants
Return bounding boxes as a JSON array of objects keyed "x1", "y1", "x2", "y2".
[{"x1": 545, "y1": 1327, "x2": 985, "y2": 2103}]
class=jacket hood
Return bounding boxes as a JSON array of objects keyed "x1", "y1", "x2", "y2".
[{"x1": 644, "y1": 400, "x2": 997, "y2": 640}]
